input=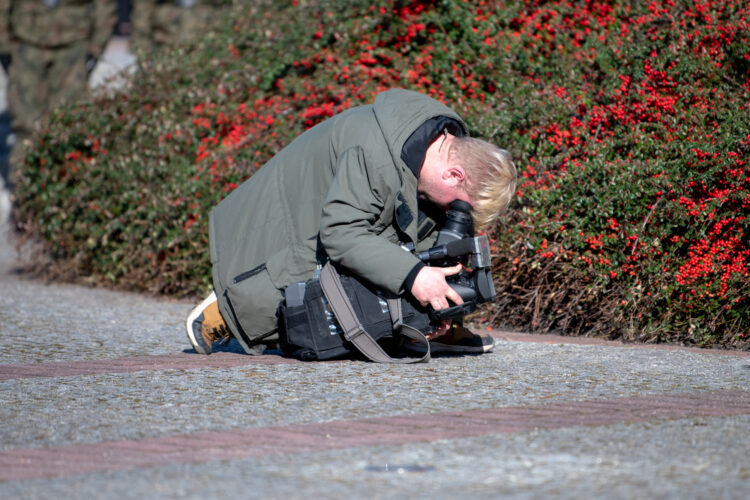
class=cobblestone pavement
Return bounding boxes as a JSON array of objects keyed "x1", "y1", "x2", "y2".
[
  {"x1": 2, "y1": 217, "x2": 750, "y2": 500},
  {"x1": 1, "y1": 39, "x2": 749, "y2": 500}
]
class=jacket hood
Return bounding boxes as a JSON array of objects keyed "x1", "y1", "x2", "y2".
[{"x1": 372, "y1": 89, "x2": 467, "y2": 177}]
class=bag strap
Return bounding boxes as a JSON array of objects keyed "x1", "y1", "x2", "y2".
[
  {"x1": 386, "y1": 298, "x2": 431, "y2": 361},
  {"x1": 319, "y1": 262, "x2": 430, "y2": 363}
]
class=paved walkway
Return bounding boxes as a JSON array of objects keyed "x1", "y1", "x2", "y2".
[
  {"x1": 1, "y1": 38, "x2": 749, "y2": 500},
  {"x1": 2, "y1": 219, "x2": 750, "y2": 499}
]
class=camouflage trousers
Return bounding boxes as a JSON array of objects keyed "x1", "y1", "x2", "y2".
[{"x1": 7, "y1": 41, "x2": 89, "y2": 181}]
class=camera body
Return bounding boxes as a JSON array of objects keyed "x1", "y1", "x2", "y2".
[{"x1": 416, "y1": 200, "x2": 497, "y2": 321}]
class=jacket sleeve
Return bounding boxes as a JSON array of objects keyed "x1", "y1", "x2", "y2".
[{"x1": 319, "y1": 146, "x2": 422, "y2": 295}]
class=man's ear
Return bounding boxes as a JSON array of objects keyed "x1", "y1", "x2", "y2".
[{"x1": 441, "y1": 165, "x2": 466, "y2": 186}]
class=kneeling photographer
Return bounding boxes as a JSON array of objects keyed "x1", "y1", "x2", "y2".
[{"x1": 185, "y1": 88, "x2": 517, "y2": 362}]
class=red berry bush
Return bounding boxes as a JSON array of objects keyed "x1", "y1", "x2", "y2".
[{"x1": 13, "y1": 0, "x2": 749, "y2": 347}]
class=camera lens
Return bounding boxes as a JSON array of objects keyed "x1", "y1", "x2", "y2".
[{"x1": 441, "y1": 200, "x2": 473, "y2": 241}]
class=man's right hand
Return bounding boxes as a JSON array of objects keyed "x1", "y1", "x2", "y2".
[{"x1": 410, "y1": 264, "x2": 464, "y2": 311}]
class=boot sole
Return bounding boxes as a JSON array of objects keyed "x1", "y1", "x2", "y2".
[{"x1": 405, "y1": 338, "x2": 497, "y2": 355}]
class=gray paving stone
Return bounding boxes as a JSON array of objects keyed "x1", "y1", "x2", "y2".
[{"x1": 0, "y1": 271, "x2": 192, "y2": 364}]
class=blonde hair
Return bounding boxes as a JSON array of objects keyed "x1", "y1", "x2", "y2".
[{"x1": 449, "y1": 136, "x2": 517, "y2": 230}]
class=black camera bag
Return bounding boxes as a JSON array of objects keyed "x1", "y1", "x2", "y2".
[{"x1": 279, "y1": 262, "x2": 433, "y2": 362}]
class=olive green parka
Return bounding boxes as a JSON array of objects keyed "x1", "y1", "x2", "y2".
[{"x1": 209, "y1": 89, "x2": 466, "y2": 352}]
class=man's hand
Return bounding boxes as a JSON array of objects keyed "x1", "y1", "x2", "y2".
[{"x1": 410, "y1": 264, "x2": 463, "y2": 311}]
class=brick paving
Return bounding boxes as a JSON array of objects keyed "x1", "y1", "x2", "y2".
[
  {"x1": 1, "y1": 389, "x2": 747, "y2": 482},
  {"x1": 3, "y1": 330, "x2": 746, "y2": 381},
  {"x1": 0, "y1": 352, "x2": 299, "y2": 381}
]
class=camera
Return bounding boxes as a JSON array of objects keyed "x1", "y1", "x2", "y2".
[{"x1": 416, "y1": 200, "x2": 497, "y2": 321}]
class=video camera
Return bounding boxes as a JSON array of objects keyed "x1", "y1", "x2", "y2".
[{"x1": 416, "y1": 200, "x2": 497, "y2": 321}]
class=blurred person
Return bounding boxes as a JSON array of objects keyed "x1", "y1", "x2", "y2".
[
  {"x1": 130, "y1": 0, "x2": 232, "y2": 52},
  {"x1": 0, "y1": 0, "x2": 116, "y2": 184},
  {"x1": 185, "y1": 88, "x2": 517, "y2": 357}
]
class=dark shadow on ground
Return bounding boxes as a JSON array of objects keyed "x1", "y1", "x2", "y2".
[
  {"x1": 181, "y1": 338, "x2": 286, "y2": 356},
  {"x1": 181, "y1": 338, "x2": 246, "y2": 355}
]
